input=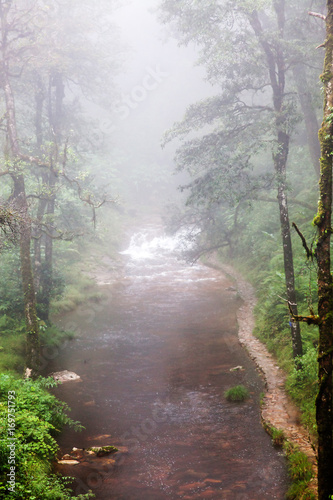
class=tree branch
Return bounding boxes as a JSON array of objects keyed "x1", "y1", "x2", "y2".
[
  {"x1": 256, "y1": 196, "x2": 316, "y2": 211},
  {"x1": 288, "y1": 301, "x2": 320, "y2": 325},
  {"x1": 292, "y1": 222, "x2": 313, "y2": 260},
  {"x1": 308, "y1": 11, "x2": 326, "y2": 21}
]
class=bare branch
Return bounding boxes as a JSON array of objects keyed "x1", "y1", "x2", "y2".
[
  {"x1": 256, "y1": 196, "x2": 316, "y2": 211},
  {"x1": 308, "y1": 11, "x2": 326, "y2": 21},
  {"x1": 292, "y1": 222, "x2": 313, "y2": 260}
]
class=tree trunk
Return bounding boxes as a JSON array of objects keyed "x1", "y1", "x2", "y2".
[
  {"x1": 315, "y1": 2, "x2": 333, "y2": 497},
  {"x1": 33, "y1": 192, "x2": 48, "y2": 293},
  {"x1": 40, "y1": 171, "x2": 56, "y2": 321},
  {"x1": 1, "y1": 3, "x2": 40, "y2": 376},
  {"x1": 33, "y1": 74, "x2": 48, "y2": 310},
  {"x1": 12, "y1": 175, "x2": 40, "y2": 376},
  {"x1": 274, "y1": 131, "x2": 303, "y2": 358},
  {"x1": 38, "y1": 71, "x2": 64, "y2": 321},
  {"x1": 249, "y1": 1, "x2": 303, "y2": 360},
  {"x1": 293, "y1": 64, "x2": 321, "y2": 177}
]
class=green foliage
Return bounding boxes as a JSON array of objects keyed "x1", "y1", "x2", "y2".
[
  {"x1": 224, "y1": 385, "x2": 249, "y2": 402},
  {"x1": 262, "y1": 422, "x2": 286, "y2": 447},
  {"x1": 284, "y1": 442, "x2": 315, "y2": 500},
  {"x1": 0, "y1": 374, "x2": 87, "y2": 500},
  {"x1": 0, "y1": 250, "x2": 24, "y2": 316},
  {"x1": 0, "y1": 316, "x2": 26, "y2": 374},
  {"x1": 287, "y1": 450, "x2": 314, "y2": 483},
  {"x1": 286, "y1": 348, "x2": 318, "y2": 435},
  {"x1": 271, "y1": 428, "x2": 285, "y2": 447},
  {"x1": 0, "y1": 316, "x2": 75, "y2": 375}
]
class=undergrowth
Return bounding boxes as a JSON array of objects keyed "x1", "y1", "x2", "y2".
[
  {"x1": 0, "y1": 315, "x2": 76, "y2": 375},
  {"x1": 0, "y1": 374, "x2": 94, "y2": 499},
  {"x1": 284, "y1": 442, "x2": 315, "y2": 500}
]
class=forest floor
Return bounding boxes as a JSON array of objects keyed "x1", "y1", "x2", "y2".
[{"x1": 219, "y1": 263, "x2": 318, "y2": 496}]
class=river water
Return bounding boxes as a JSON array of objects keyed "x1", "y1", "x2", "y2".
[{"x1": 51, "y1": 224, "x2": 288, "y2": 499}]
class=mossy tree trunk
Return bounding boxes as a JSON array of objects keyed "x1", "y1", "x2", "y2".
[
  {"x1": 315, "y1": 2, "x2": 333, "y2": 498},
  {"x1": 33, "y1": 73, "x2": 47, "y2": 294},
  {"x1": 274, "y1": 129, "x2": 303, "y2": 359}
]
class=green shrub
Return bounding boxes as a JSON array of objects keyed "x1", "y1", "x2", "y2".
[
  {"x1": 271, "y1": 428, "x2": 285, "y2": 447},
  {"x1": 224, "y1": 385, "x2": 249, "y2": 402},
  {"x1": 287, "y1": 450, "x2": 313, "y2": 483},
  {"x1": 0, "y1": 250, "x2": 24, "y2": 316},
  {"x1": 0, "y1": 317, "x2": 75, "y2": 376},
  {"x1": 286, "y1": 481, "x2": 316, "y2": 500},
  {"x1": 286, "y1": 347, "x2": 318, "y2": 435},
  {"x1": 284, "y1": 442, "x2": 315, "y2": 500},
  {"x1": 0, "y1": 374, "x2": 88, "y2": 499}
]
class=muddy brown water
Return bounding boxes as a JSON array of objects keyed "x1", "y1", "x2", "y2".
[{"x1": 49, "y1": 226, "x2": 289, "y2": 499}]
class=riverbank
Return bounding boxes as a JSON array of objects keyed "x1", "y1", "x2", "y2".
[{"x1": 219, "y1": 263, "x2": 318, "y2": 497}]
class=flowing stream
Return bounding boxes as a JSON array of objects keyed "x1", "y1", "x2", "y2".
[{"x1": 50, "y1": 224, "x2": 289, "y2": 499}]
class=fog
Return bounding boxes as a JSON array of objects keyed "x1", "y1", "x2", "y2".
[
  {"x1": 102, "y1": 0, "x2": 214, "y2": 211},
  {"x1": 0, "y1": 2, "x2": 327, "y2": 499}
]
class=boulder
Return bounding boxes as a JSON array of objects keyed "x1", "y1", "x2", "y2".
[
  {"x1": 51, "y1": 370, "x2": 81, "y2": 382},
  {"x1": 86, "y1": 446, "x2": 118, "y2": 457}
]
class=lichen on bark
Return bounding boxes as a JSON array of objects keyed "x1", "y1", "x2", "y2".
[{"x1": 314, "y1": 2, "x2": 333, "y2": 498}]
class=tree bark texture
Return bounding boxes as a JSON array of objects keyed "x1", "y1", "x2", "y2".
[
  {"x1": 274, "y1": 131, "x2": 303, "y2": 358},
  {"x1": 315, "y1": 1, "x2": 333, "y2": 497}
]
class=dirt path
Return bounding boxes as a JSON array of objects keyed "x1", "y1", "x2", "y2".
[{"x1": 220, "y1": 264, "x2": 318, "y2": 496}]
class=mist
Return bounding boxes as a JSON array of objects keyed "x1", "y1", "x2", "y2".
[
  {"x1": 101, "y1": 0, "x2": 214, "y2": 212},
  {"x1": 0, "y1": 2, "x2": 328, "y2": 499}
]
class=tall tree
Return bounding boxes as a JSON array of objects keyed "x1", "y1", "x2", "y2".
[
  {"x1": 160, "y1": 0, "x2": 313, "y2": 359},
  {"x1": 314, "y1": 3, "x2": 333, "y2": 498},
  {"x1": 0, "y1": 0, "x2": 40, "y2": 375},
  {"x1": 0, "y1": 0, "x2": 119, "y2": 366}
]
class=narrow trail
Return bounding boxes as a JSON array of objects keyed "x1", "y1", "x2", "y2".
[{"x1": 220, "y1": 264, "x2": 318, "y2": 495}]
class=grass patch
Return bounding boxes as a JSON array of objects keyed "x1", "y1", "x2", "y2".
[
  {"x1": 262, "y1": 422, "x2": 286, "y2": 447},
  {"x1": 224, "y1": 385, "x2": 249, "y2": 402},
  {"x1": 271, "y1": 428, "x2": 285, "y2": 447},
  {"x1": 284, "y1": 442, "x2": 315, "y2": 500}
]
